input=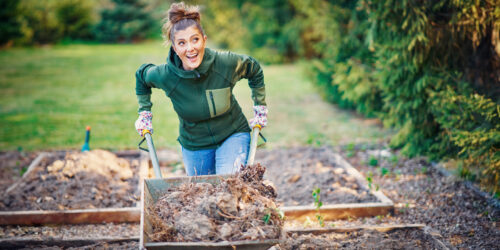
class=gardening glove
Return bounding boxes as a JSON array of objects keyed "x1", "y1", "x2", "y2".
[
  {"x1": 135, "y1": 111, "x2": 153, "y2": 136},
  {"x1": 249, "y1": 105, "x2": 268, "y2": 129}
]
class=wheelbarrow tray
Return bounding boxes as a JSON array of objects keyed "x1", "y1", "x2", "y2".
[{"x1": 140, "y1": 175, "x2": 279, "y2": 250}]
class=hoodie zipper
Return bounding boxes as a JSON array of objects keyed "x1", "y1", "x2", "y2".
[{"x1": 209, "y1": 91, "x2": 217, "y2": 116}]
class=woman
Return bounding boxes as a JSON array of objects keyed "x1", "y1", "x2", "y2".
[{"x1": 134, "y1": 2, "x2": 267, "y2": 176}]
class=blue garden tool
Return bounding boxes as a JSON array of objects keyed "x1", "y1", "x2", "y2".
[{"x1": 81, "y1": 126, "x2": 91, "y2": 152}]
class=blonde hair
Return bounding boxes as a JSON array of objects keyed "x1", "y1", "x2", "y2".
[{"x1": 162, "y1": 2, "x2": 205, "y2": 45}]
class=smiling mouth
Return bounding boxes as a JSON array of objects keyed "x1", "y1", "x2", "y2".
[{"x1": 186, "y1": 53, "x2": 198, "y2": 62}]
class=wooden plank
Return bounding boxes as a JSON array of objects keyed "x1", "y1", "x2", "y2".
[
  {"x1": 6, "y1": 152, "x2": 48, "y2": 194},
  {"x1": 144, "y1": 239, "x2": 279, "y2": 250},
  {"x1": 423, "y1": 226, "x2": 451, "y2": 250},
  {"x1": 0, "y1": 207, "x2": 140, "y2": 225},
  {"x1": 0, "y1": 237, "x2": 139, "y2": 248},
  {"x1": 282, "y1": 202, "x2": 393, "y2": 222},
  {"x1": 286, "y1": 224, "x2": 426, "y2": 235},
  {"x1": 333, "y1": 153, "x2": 393, "y2": 204}
]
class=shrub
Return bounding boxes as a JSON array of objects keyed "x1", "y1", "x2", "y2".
[
  {"x1": 94, "y1": 0, "x2": 156, "y2": 43},
  {"x1": 0, "y1": 0, "x2": 23, "y2": 46},
  {"x1": 56, "y1": 0, "x2": 95, "y2": 40}
]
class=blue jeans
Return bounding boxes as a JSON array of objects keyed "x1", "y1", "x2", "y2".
[{"x1": 181, "y1": 132, "x2": 251, "y2": 176}]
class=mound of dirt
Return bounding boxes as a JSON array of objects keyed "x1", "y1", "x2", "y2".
[
  {"x1": 257, "y1": 147, "x2": 378, "y2": 206},
  {"x1": 0, "y1": 150, "x2": 140, "y2": 211},
  {"x1": 148, "y1": 164, "x2": 283, "y2": 242}
]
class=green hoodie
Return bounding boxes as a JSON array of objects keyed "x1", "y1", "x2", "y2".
[{"x1": 135, "y1": 47, "x2": 266, "y2": 150}]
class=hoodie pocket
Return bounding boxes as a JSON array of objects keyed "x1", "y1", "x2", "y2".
[{"x1": 206, "y1": 87, "x2": 231, "y2": 118}]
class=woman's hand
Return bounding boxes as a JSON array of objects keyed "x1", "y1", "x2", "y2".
[
  {"x1": 135, "y1": 111, "x2": 153, "y2": 136},
  {"x1": 249, "y1": 105, "x2": 268, "y2": 129}
]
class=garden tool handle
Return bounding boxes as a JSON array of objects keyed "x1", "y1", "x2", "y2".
[
  {"x1": 138, "y1": 129, "x2": 162, "y2": 178},
  {"x1": 247, "y1": 125, "x2": 261, "y2": 166}
]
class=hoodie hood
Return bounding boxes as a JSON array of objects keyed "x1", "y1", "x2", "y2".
[{"x1": 167, "y1": 46, "x2": 215, "y2": 79}]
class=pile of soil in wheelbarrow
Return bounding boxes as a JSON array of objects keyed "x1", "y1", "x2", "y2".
[
  {"x1": 147, "y1": 164, "x2": 284, "y2": 242},
  {"x1": 0, "y1": 150, "x2": 140, "y2": 211},
  {"x1": 0, "y1": 151, "x2": 38, "y2": 192},
  {"x1": 282, "y1": 228, "x2": 445, "y2": 249},
  {"x1": 256, "y1": 147, "x2": 378, "y2": 206}
]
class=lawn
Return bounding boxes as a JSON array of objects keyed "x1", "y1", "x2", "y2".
[{"x1": 0, "y1": 42, "x2": 390, "y2": 151}]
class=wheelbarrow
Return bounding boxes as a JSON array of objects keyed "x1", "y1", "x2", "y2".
[{"x1": 138, "y1": 127, "x2": 278, "y2": 249}]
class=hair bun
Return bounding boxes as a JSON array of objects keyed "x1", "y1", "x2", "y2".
[{"x1": 168, "y1": 2, "x2": 201, "y2": 25}]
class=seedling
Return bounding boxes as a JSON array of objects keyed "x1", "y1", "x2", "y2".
[
  {"x1": 366, "y1": 171, "x2": 373, "y2": 189},
  {"x1": 262, "y1": 212, "x2": 271, "y2": 224},
  {"x1": 19, "y1": 166, "x2": 28, "y2": 177},
  {"x1": 389, "y1": 155, "x2": 399, "y2": 165},
  {"x1": 262, "y1": 208, "x2": 284, "y2": 224},
  {"x1": 306, "y1": 133, "x2": 324, "y2": 147},
  {"x1": 312, "y1": 187, "x2": 324, "y2": 227},
  {"x1": 380, "y1": 167, "x2": 389, "y2": 177},
  {"x1": 420, "y1": 167, "x2": 428, "y2": 174},
  {"x1": 345, "y1": 143, "x2": 355, "y2": 158},
  {"x1": 368, "y1": 156, "x2": 378, "y2": 167}
]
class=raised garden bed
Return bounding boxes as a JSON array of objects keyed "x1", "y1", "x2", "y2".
[
  {"x1": 0, "y1": 150, "x2": 148, "y2": 225},
  {"x1": 257, "y1": 147, "x2": 393, "y2": 221}
]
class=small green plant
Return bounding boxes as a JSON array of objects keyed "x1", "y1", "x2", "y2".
[
  {"x1": 19, "y1": 166, "x2": 28, "y2": 177},
  {"x1": 262, "y1": 212, "x2": 271, "y2": 224},
  {"x1": 420, "y1": 167, "x2": 428, "y2": 175},
  {"x1": 306, "y1": 133, "x2": 324, "y2": 147},
  {"x1": 366, "y1": 171, "x2": 373, "y2": 189},
  {"x1": 345, "y1": 143, "x2": 355, "y2": 158},
  {"x1": 375, "y1": 183, "x2": 380, "y2": 191},
  {"x1": 389, "y1": 155, "x2": 399, "y2": 165},
  {"x1": 368, "y1": 156, "x2": 378, "y2": 167},
  {"x1": 380, "y1": 167, "x2": 389, "y2": 177},
  {"x1": 312, "y1": 187, "x2": 324, "y2": 227},
  {"x1": 262, "y1": 208, "x2": 284, "y2": 224}
]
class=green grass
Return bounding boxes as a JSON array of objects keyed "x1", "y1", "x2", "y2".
[{"x1": 0, "y1": 42, "x2": 390, "y2": 151}]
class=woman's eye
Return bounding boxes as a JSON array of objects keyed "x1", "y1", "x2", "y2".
[
  {"x1": 178, "y1": 41, "x2": 184, "y2": 46},
  {"x1": 193, "y1": 38, "x2": 199, "y2": 42}
]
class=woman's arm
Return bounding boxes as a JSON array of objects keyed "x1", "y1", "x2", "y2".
[
  {"x1": 135, "y1": 63, "x2": 160, "y2": 112},
  {"x1": 232, "y1": 54, "x2": 267, "y2": 106}
]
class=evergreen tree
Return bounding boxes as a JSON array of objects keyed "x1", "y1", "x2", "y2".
[
  {"x1": 94, "y1": 0, "x2": 155, "y2": 43},
  {"x1": 0, "y1": 0, "x2": 23, "y2": 45}
]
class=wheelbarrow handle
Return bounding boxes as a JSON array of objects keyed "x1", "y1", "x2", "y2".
[
  {"x1": 246, "y1": 125, "x2": 261, "y2": 166},
  {"x1": 138, "y1": 130, "x2": 162, "y2": 178}
]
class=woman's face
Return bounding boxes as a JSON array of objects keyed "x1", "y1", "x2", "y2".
[{"x1": 172, "y1": 25, "x2": 207, "y2": 71}]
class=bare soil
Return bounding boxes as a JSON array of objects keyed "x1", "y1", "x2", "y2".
[
  {"x1": 14, "y1": 241, "x2": 139, "y2": 250},
  {"x1": 1, "y1": 146, "x2": 498, "y2": 248},
  {"x1": 281, "y1": 228, "x2": 444, "y2": 249},
  {"x1": 0, "y1": 151, "x2": 38, "y2": 192},
  {"x1": 257, "y1": 147, "x2": 378, "y2": 206},
  {"x1": 147, "y1": 164, "x2": 283, "y2": 242},
  {"x1": 329, "y1": 144, "x2": 500, "y2": 249},
  {"x1": 0, "y1": 150, "x2": 140, "y2": 211}
]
